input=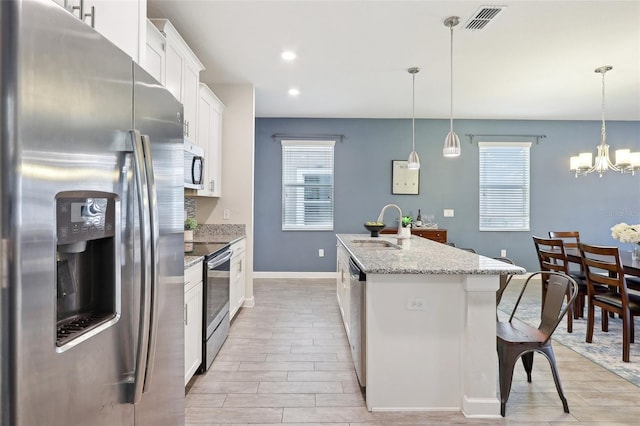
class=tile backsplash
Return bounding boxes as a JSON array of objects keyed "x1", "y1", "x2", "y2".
[
  {"x1": 184, "y1": 196, "x2": 246, "y2": 238},
  {"x1": 185, "y1": 196, "x2": 196, "y2": 220}
]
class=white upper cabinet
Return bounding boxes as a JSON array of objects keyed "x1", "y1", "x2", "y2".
[
  {"x1": 56, "y1": 0, "x2": 145, "y2": 63},
  {"x1": 196, "y1": 84, "x2": 224, "y2": 197},
  {"x1": 150, "y1": 19, "x2": 204, "y2": 144},
  {"x1": 144, "y1": 19, "x2": 165, "y2": 84}
]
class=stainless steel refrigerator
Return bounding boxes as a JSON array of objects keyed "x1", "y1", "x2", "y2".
[{"x1": 1, "y1": 1, "x2": 185, "y2": 425}]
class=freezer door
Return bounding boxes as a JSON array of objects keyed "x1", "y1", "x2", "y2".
[
  {"x1": 132, "y1": 64, "x2": 185, "y2": 426},
  {"x1": 8, "y1": 1, "x2": 136, "y2": 425}
]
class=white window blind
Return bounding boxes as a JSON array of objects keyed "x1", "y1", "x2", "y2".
[
  {"x1": 478, "y1": 142, "x2": 531, "y2": 231},
  {"x1": 282, "y1": 140, "x2": 335, "y2": 231}
]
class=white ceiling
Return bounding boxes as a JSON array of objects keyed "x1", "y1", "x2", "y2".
[{"x1": 147, "y1": 0, "x2": 640, "y2": 121}]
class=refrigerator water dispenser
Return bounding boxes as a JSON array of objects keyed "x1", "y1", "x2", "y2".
[{"x1": 55, "y1": 191, "x2": 120, "y2": 350}]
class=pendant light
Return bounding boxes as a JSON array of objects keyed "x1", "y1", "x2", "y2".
[
  {"x1": 443, "y1": 16, "x2": 461, "y2": 157},
  {"x1": 407, "y1": 67, "x2": 420, "y2": 170}
]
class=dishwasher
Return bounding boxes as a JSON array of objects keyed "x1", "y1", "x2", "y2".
[{"x1": 348, "y1": 257, "x2": 366, "y2": 387}]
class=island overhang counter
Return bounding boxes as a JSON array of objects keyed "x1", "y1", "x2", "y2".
[{"x1": 336, "y1": 233, "x2": 525, "y2": 418}]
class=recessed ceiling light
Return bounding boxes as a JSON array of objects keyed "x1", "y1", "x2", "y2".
[
  {"x1": 288, "y1": 88, "x2": 300, "y2": 96},
  {"x1": 281, "y1": 50, "x2": 296, "y2": 61}
]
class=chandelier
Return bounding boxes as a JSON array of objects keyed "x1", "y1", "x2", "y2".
[{"x1": 570, "y1": 66, "x2": 640, "y2": 177}]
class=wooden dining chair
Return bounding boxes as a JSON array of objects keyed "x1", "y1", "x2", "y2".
[
  {"x1": 549, "y1": 231, "x2": 586, "y2": 316},
  {"x1": 532, "y1": 236, "x2": 584, "y2": 333},
  {"x1": 497, "y1": 271, "x2": 577, "y2": 416},
  {"x1": 578, "y1": 242, "x2": 640, "y2": 362}
]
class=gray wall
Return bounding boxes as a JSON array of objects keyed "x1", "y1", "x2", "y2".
[{"x1": 254, "y1": 118, "x2": 640, "y2": 272}]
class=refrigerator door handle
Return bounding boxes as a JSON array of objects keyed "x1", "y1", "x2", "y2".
[
  {"x1": 130, "y1": 129, "x2": 152, "y2": 404},
  {"x1": 140, "y1": 133, "x2": 160, "y2": 393}
]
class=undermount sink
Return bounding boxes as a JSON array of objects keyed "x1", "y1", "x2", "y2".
[{"x1": 350, "y1": 240, "x2": 401, "y2": 249}]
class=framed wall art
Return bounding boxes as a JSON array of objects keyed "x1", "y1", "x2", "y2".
[{"x1": 391, "y1": 160, "x2": 419, "y2": 195}]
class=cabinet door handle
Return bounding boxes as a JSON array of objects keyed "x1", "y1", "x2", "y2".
[
  {"x1": 210, "y1": 180, "x2": 214, "y2": 192},
  {"x1": 71, "y1": 0, "x2": 84, "y2": 20},
  {"x1": 184, "y1": 304, "x2": 188, "y2": 325},
  {"x1": 84, "y1": 5, "x2": 95, "y2": 28}
]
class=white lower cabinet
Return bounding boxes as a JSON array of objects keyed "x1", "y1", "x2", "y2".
[
  {"x1": 229, "y1": 239, "x2": 246, "y2": 320},
  {"x1": 184, "y1": 261, "x2": 203, "y2": 385},
  {"x1": 336, "y1": 243, "x2": 350, "y2": 341}
]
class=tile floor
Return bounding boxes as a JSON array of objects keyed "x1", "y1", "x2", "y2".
[{"x1": 186, "y1": 278, "x2": 640, "y2": 425}]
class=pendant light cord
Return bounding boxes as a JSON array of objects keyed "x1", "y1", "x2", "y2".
[
  {"x1": 412, "y1": 72, "x2": 416, "y2": 151},
  {"x1": 449, "y1": 23, "x2": 454, "y2": 133}
]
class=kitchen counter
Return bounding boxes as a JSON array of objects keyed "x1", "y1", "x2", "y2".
[
  {"x1": 184, "y1": 231, "x2": 246, "y2": 269},
  {"x1": 184, "y1": 255, "x2": 204, "y2": 269},
  {"x1": 337, "y1": 233, "x2": 525, "y2": 275},
  {"x1": 336, "y1": 234, "x2": 525, "y2": 418}
]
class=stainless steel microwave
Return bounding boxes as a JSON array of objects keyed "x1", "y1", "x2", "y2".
[{"x1": 184, "y1": 142, "x2": 204, "y2": 189}]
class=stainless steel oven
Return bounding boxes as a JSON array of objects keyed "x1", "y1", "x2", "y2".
[{"x1": 200, "y1": 245, "x2": 232, "y2": 372}]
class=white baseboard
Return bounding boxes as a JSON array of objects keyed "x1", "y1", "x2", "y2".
[{"x1": 253, "y1": 271, "x2": 338, "y2": 279}]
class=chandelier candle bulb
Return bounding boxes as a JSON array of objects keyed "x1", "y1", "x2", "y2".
[{"x1": 615, "y1": 149, "x2": 631, "y2": 166}]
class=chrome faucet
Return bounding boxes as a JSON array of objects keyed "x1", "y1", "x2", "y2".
[{"x1": 376, "y1": 204, "x2": 403, "y2": 236}]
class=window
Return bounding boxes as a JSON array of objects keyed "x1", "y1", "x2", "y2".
[
  {"x1": 282, "y1": 140, "x2": 335, "y2": 231},
  {"x1": 478, "y1": 142, "x2": 531, "y2": 231}
]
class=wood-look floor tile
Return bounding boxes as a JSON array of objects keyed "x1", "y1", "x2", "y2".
[
  {"x1": 190, "y1": 380, "x2": 259, "y2": 394},
  {"x1": 223, "y1": 393, "x2": 315, "y2": 408},
  {"x1": 314, "y1": 361, "x2": 355, "y2": 371},
  {"x1": 258, "y1": 381, "x2": 343, "y2": 394},
  {"x1": 313, "y1": 338, "x2": 349, "y2": 346},
  {"x1": 219, "y1": 344, "x2": 291, "y2": 354},
  {"x1": 315, "y1": 393, "x2": 366, "y2": 407},
  {"x1": 250, "y1": 337, "x2": 314, "y2": 346},
  {"x1": 194, "y1": 371, "x2": 288, "y2": 383},
  {"x1": 216, "y1": 353, "x2": 268, "y2": 362},
  {"x1": 265, "y1": 353, "x2": 338, "y2": 362},
  {"x1": 282, "y1": 406, "x2": 373, "y2": 423},
  {"x1": 287, "y1": 371, "x2": 357, "y2": 382},
  {"x1": 238, "y1": 361, "x2": 314, "y2": 371},
  {"x1": 208, "y1": 361, "x2": 240, "y2": 371},
  {"x1": 186, "y1": 407, "x2": 283, "y2": 424},
  {"x1": 185, "y1": 393, "x2": 226, "y2": 408}
]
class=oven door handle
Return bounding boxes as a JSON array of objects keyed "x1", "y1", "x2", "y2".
[{"x1": 207, "y1": 250, "x2": 232, "y2": 269}]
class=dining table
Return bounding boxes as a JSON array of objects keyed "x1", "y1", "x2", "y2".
[{"x1": 565, "y1": 248, "x2": 640, "y2": 289}]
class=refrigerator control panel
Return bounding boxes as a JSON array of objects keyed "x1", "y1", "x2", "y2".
[{"x1": 56, "y1": 191, "x2": 116, "y2": 244}]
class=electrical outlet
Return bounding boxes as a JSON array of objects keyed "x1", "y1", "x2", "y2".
[
  {"x1": 318, "y1": 249, "x2": 325, "y2": 257},
  {"x1": 407, "y1": 298, "x2": 426, "y2": 311},
  {"x1": 443, "y1": 209, "x2": 454, "y2": 217},
  {"x1": 223, "y1": 209, "x2": 230, "y2": 220},
  {"x1": 500, "y1": 249, "x2": 507, "y2": 257}
]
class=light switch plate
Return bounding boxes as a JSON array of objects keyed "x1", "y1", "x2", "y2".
[{"x1": 443, "y1": 209, "x2": 454, "y2": 217}]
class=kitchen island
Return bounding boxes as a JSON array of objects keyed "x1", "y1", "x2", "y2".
[{"x1": 336, "y1": 233, "x2": 525, "y2": 418}]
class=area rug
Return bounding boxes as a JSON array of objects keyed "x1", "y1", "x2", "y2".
[{"x1": 498, "y1": 278, "x2": 640, "y2": 388}]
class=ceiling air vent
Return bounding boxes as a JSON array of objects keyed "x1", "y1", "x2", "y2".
[{"x1": 464, "y1": 5, "x2": 507, "y2": 30}]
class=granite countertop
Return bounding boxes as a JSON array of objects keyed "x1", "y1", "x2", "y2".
[
  {"x1": 193, "y1": 233, "x2": 245, "y2": 245},
  {"x1": 337, "y1": 233, "x2": 526, "y2": 275},
  {"x1": 184, "y1": 231, "x2": 246, "y2": 269},
  {"x1": 184, "y1": 255, "x2": 204, "y2": 269}
]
